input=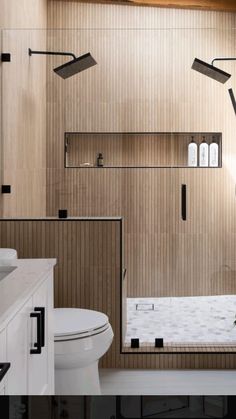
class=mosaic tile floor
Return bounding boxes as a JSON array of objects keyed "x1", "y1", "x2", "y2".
[{"x1": 125, "y1": 296, "x2": 236, "y2": 345}]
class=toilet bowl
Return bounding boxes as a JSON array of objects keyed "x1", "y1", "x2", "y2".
[
  {"x1": 0, "y1": 248, "x2": 18, "y2": 266},
  {"x1": 54, "y1": 308, "x2": 114, "y2": 395}
]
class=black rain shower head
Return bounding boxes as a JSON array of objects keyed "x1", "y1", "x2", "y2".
[
  {"x1": 29, "y1": 49, "x2": 97, "y2": 79},
  {"x1": 191, "y1": 58, "x2": 231, "y2": 84},
  {"x1": 54, "y1": 52, "x2": 97, "y2": 79}
]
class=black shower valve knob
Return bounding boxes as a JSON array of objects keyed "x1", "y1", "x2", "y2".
[
  {"x1": 1, "y1": 185, "x2": 11, "y2": 194},
  {"x1": 1, "y1": 53, "x2": 11, "y2": 62}
]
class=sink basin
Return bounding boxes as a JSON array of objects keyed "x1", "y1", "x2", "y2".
[{"x1": 0, "y1": 266, "x2": 16, "y2": 281}]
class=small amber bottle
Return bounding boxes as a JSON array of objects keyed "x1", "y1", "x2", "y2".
[{"x1": 97, "y1": 153, "x2": 104, "y2": 167}]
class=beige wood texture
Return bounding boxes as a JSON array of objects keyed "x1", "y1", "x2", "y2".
[
  {"x1": 50, "y1": 0, "x2": 236, "y2": 12},
  {"x1": 46, "y1": 3, "x2": 236, "y2": 298},
  {"x1": 0, "y1": 0, "x2": 47, "y2": 218},
  {"x1": 0, "y1": 219, "x2": 122, "y2": 368},
  {"x1": 1, "y1": 218, "x2": 236, "y2": 369},
  {"x1": 0, "y1": 0, "x2": 48, "y2": 29},
  {"x1": 66, "y1": 133, "x2": 222, "y2": 168}
]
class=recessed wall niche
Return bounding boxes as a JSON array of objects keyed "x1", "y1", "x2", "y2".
[{"x1": 64, "y1": 132, "x2": 222, "y2": 169}]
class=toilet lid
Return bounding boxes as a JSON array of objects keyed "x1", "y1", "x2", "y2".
[
  {"x1": 54, "y1": 308, "x2": 109, "y2": 339},
  {"x1": 0, "y1": 249, "x2": 17, "y2": 266}
]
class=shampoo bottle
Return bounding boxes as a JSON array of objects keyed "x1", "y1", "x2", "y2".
[
  {"x1": 188, "y1": 136, "x2": 198, "y2": 167},
  {"x1": 209, "y1": 136, "x2": 219, "y2": 167},
  {"x1": 199, "y1": 136, "x2": 209, "y2": 167}
]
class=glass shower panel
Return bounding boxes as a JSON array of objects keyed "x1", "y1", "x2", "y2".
[
  {"x1": 2, "y1": 28, "x2": 236, "y2": 351},
  {"x1": 168, "y1": 28, "x2": 236, "y2": 348},
  {"x1": 0, "y1": 29, "x2": 3, "y2": 216},
  {"x1": 1, "y1": 29, "x2": 47, "y2": 217}
]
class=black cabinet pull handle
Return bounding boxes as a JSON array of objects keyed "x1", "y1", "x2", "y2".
[
  {"x1": 30, "y1": 311, "x2": 42, "y2": 354},
  {"x1": 0, "y1": 363, "x2": 10, "y2": 382},
  {"x1": 35, "y1": 307, "x2": 45, "y2": 348},
  {"x1": 181, "y1": 184, "x2": 187, "y2": 221}
]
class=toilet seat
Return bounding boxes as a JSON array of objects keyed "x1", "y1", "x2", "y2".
[{"x1": 54, "y1": 308, "x2": 110, "y2": 342}]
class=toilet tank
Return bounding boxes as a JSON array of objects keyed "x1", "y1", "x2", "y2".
[{"x1": 0, "y1": 249, "x2": 18, "y2": 266}]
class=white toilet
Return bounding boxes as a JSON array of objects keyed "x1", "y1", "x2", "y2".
[
  {"x1": 54, "y1": 308, "x2": 114, "y2": 395},
  {"x1": 0, "y1": 248, "x2": 18, "y2": 266}
]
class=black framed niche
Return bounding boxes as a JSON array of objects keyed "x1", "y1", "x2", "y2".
[{"x1": 64, "y1": 132, "x2": 222, "y2": 169}]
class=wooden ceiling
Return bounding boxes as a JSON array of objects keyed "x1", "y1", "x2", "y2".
[{"x1": 54, "y1": 0, "x2": 236, "y2": 12}]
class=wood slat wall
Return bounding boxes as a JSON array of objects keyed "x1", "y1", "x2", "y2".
[
  {"x1": 1, "y1": 218, "x2": 236, "y2": 369},
  {"x1": 46, "y1": 2, "x2": 236, "y2": 298},
  {"x1": 0, "y1": 219, "x2": 122, "y2": 369}
]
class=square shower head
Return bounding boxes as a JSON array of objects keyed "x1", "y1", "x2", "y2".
[
  {"x1": 192, "y1": 58, "x2": 231, "y2": 84},
  {"x1": 54, "y1": 52, "x2": 97, "y2": 79}
]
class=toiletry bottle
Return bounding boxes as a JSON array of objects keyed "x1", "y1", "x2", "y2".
[
  {"x1": 209, "y1": 136, "x2": 219, "y2": 167},
  {"x1": 199, "y1": 136, "x2": 209, "y2": 167},
  {"x1": 188, "y1": 136, "x2": 198, "y2": 167},
  {"x1": 97, "y1": 153, "x2": 104, "y2": 167}
]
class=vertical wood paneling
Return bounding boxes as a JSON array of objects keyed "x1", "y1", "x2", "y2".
[
  {"x1": 1, "y1": 218, "x2": 236, "y2": 369},
  {"x1": 0, "y1": 219, "x2": 122, "y2": 368},
  {"x1": 46, "y1": 3, "x2": 236, "y2": 300}
]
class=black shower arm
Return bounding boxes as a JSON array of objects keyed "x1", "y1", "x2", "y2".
[
  {"x1": 29, "y1": 48, "x2": 76, "y2": 60},
  {"x1": 211, "y1": 57, "x2": 236, "y2": 66}
]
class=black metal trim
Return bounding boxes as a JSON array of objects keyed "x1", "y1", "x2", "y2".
[
  {"x1": 155, "y1": 338, "x2": 164, "y2": 348},
  {"x1": 181, "y1": 184, "x2": 187, "y2": 221},
  {"x1": 229, "y1": 88, "x2": 236, "y2": 115},
  {"x1": 0, "y1": 218, "x2": 122, "y2": 222},
  {"x1": 58, "y1": 209, "x2": 68, "y2": 219},
  {"x1": 29, "y1": 48, "x2": 76, "y2": 60},
  {"x1": 64, "y1": 166, "x2": 223, "y2": 169},
  {"x1": 30, "y1": 310, "x2": 42, "y2": 355},
  {"x1": 212, "y1": 57, "x2": 236, "y2": 66},
  {"x1": 0, "y1": 363, "x2": 10, "y2": 382},
  {"x1": 131, "y1": 338, "x2": 140, "y2": 349},
  {"x1": 1, "y1": 53, "x2": 11, "y2": 62},
  {"x1": 1, "y1": 185, "x2": 11, "y2": 194},
  {"x1": 120, "y1": 220, "x2": 124, "y2": 357},
  {"x1": 35, "y1": 307, "x2": 45, "y2": 348},
  {"x1": 64, "y1": 131, "x2": 223, "y2": 169}
]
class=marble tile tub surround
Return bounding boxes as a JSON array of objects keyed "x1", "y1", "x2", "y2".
[
  {"x1": 0, "y1": 259, "x2": 56, "y2": 331},
  {"x1": 125, "y1": 296, "x2": 236, "y2": 346}
]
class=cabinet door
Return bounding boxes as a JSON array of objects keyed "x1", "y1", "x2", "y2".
[
  {"x1": 0, "y1": 329, "x2": 7, "y2": 395},
  {"x1": 28, "y1": 275, "x2": 54, "y2": 395},
  {"x1": 6, "y1": 298, "x2": 32, "y2": 395},
  {"x1": 0, "y1": 328, "x2": 6, "y2": 363}
]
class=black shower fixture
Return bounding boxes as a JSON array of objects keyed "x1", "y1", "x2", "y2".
[
  {"x1": 228, "y1": 88, "x2": 236, "y2": 115},
  {"x1": 191, "y1": 58, "x2": 231, "y2": 84},
  {"x1": 29, "y1": 48, "x2": 97, "y2": 79}
]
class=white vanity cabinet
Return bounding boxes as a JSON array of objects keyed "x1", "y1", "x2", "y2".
[
  {"x1": 6, "y1": 297, "x2": 32, "y2": 394},
  {"x1": 28, "y1": 273, "x2": 54, "y2": 395},
  {"x1": 0, "y1": 261, "x2": 56, "y2": 396},
  {"x1": 0, "y1": 329, "x2": 7, "y2": 395}
]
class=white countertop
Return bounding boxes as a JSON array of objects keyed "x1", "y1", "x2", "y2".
[{"x1": 0, "y1": 259, "x2": 56, "y2": 332}]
